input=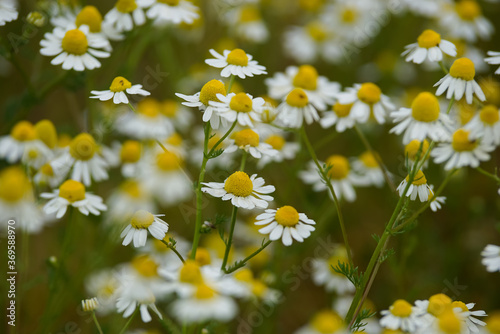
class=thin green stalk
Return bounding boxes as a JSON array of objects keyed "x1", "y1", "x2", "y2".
[
  {"x1": 240, "y1": 151, "x2": 248, "y2": 171},
  {"x1": 300, "y1": 126, "x2": 353, "y2": 267},
  {"x1": 446, "y1": 96, "x2": 455, "y2": 114},
  {"x1": 92, "y1": 312, "x2": 104, "y2": 334},
  {"x1": 225, "y1": 240, "x2": 272, "y2": 274},
  {"x1": 226, "y1": 75, "x2": 236, "y2": 94},
  {"x1": 118, "y1": 308, "x2": 138, "y2": 334},
  {"x1": 128, "y1": 102, "x2": 137, "y2": 113},
  {"x1": 161, "y1": 240, "x2": 185, "y2": 263},
  {"x1": 438, "y1": 61, "x2": 449, "y2": 74},
  {"x1": 476, "y1": 166, "x2": 500, "y2": 182},
  {"x1": 221, "y1": 206, "x2": 238, "y2": 271}
]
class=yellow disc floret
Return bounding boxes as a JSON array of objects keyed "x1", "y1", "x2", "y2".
[
  {"x1": 265, "y1": 135, "x2": 285, "y2": 151},
  {"x1": 360, "y1": 151, "x2": 379, "y2": 168},
  {"x1": 306, "y1": 22, "x2": 328, "y2": 42},
  {"x1": 452, "y1": 129, "x2": 477, "y2": 152},
  {"x1": 405, "y1": 139, "x2": 430, "y2": 161},
  {"x1": 75, "y1": 6, "x2": 102, "y2": 33},
  {"x1": 357, "y1": 83, "x2": 382, "y2": 104},
  {"x1": 156, "y1": 151, "x2": 182, "y2": 171},
  {"x1": 326, "y1": 155, "x2": 350, "y2": 180},
  {"x1": 479, "y1": 105, "x2": 499, "y2": 125},
  {"x1": 62, "y1": 29, "x2": 88, "y2": 55},
  {"x1": 194, "y1": 247, "x2": 212, "y2": 266},
  {"x1": 341, "y1": 8, "x2": 357, "y2": 23},
  {"x1": 486, "y1": 311, "x2": 500, "y2": 334},
  {"x1": 234, "y1": 129, "x2": 259, "y2": 147},
  {"x1": 0, "y1": 167, "x2": 31, "y2": 202},
  {"x1": 417, "y1": 29, "x2": 441, "y2": 48},
  {"x1": 428, "y1": 293, "x2": 452, "y2": 317},
  {"x1": 120, "y1": 180, "x2": 142, "y2": 198},
  {"x1": 115, "y1": 0, "x2": 138, "y2": 13},
  {"x1": 451, "y1": 301, "x2": 468, "y2": 313},
  {"x1": 195, "y1": 284, "x2": 215, "y2": 300},
  {"x1": 406, "y1": 170, "x2": 427, "y2": 186},
  {"x1": 161, "y1": 100, "x2": 178, "y2": 118},
  {"x1": 227, "y1": 48, "x2": 249, "y2": 66},
  {"x1": 40, "y1": 163, "x2": 54, "y2": 176},
  {"x1": 137, "y1": 98, "x2": 160, "y2": 117},
  {"x1": 310, "y1": 310, "x2": 343, "y2": 333},
  {"x1": 450, "y1": 58, "x2": 476, "y2": 81},
  {"x1": 130, "y1": 210, "x2": 155, "y2": 229},
  {"x1": 230, "y1": 93, "x2": 253, "y2": 113},
  {"x1": 390, "y1": 299, "x2": 413, "y2": 318},
  {"x1": 69, "y1": 133, "x2": 96, "y2": 160},
  {"x1": 11, "y1": 121, "x2": 36, "y2": 141},
  {"x1": 35, "y1": 120, "x2": 57, "y2": 148},
  {"x1": 158, "y1": 0, "x2": 180, "y2": 5},
  {"x1": 234, "y1": 268, "x2": 254, "y2": 282},
  {"x1": 293, "y1": 65, "x2": 319, "y2": 91},
  {"x1": 131, "y1": 254, "x2": 158, "y2": 277},
  {"x1": 456, "y1": 0, "x2": 481, "y2": 21},
  {"x1": 411, "y1": 92, "x2": 441, "y2": 122},
  {"x1": 59, "y1": 180, "x2": 86, "y2": 202},
  {"x1": 167, "y1": 133, "x2": 183, "y2": 146},
  {"x1": 333, "y1": 102, "x2": 353, "y2": 118},
  {"x1": 224, "y1": 171, "x2": 254, "y2": 197},
  {"x1": 438, "y1": 309, "x2": 462, "y2": 334},
  {"x1": 199, "y1": 80, "x2": 226, "y2": 106},
  {"x1": 179, "y1": 260, "x2": 203, "y2": 284},
  {"x1": 239, "y1": 5, "x2": 261, "y2": 22},
  {"x1": 109, "y1": 76, "x2": 132, "y2": 92},
  {"x1": 275, "y1": 205, "x2": 300, "y2": 227},
  {"x1": 120, "y1": 140, "x2": 141, "y2": 163},
  {"x1": 286, "y1": 88, "x2": 309, "y2": 108}
]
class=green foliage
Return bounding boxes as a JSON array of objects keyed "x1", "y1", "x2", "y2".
[
  {"x1": 332, "y1": 261, "x2": 364, "y2": 288},
  {"x1": 350, "y1": 308, "x2": 377, "y2": 332}
]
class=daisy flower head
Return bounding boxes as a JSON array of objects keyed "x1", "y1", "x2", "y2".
[
  {"x1": 144, "y1": 0, "x2": 199, "y2": 26},
  {"x1": 439, "y1": 0, "x2": 493, "y2": 42},
  {"x1": 414, "y1": 293, "x2": 453, "y2": 329},
  {"x1": 402, "y1": 29, "x2": 457, "y2": 64},
  {"x1": 481, "y1": 244, "x2": 500, "y2": 272},
  {"x1": 0, "y1": 0, "x2": 18, "y2": 26},
  {"x1": 485, "y1": 311, "x2": 500, "y2": 334},
  {"x1": 85, "y1": 269, "x2": 121, "y2": 315},
  {"x1": 104, "y1": 0, "x2": 149, "y2": 32},
  {"x1": 485, "y1": 51, "x2": 500, "y2": 75},
  {"x1": 81, "y1": 297, "x2": 99, "y2": 312},
  {"x1": 210, "y1": 92, "x2": 265, "y2": 128},
  {"x1": 352, "y1": 151, "x2": 385, "y2": 188},
  {"x1": 405, "y1": 139, "x2": 431, "y2": 168},
  {"x1": 257, "y1": 134, "x2": 300, "y2": 168},
  {"x1": 116, "y1": 284, "x2": 162, "y2": 323},
  {"x1": 435, "y1": 57, "x2": 486, "y2": 104},
  {"x1": 201, "y1": 171, "x2": 275, "y2": 210},
  {"x1": 320, "y1": 101, "x2": 357, "y2": 132},
  {"x1": 227, "y1": 4, "x2": 269, "y2": 44},
  {"x1": 205, "y1": 48, "x2": 267, "y2": 79},
  {"x1": 429, "y1": 186, "x2": 446, "y2": 212},
  {"x1": 337, "y1": 83, "x2": 395, "y2": 124},
  {"x1": 40, "y1": 23, "x2": 110, "y2": 71},
  {"x1": 390, "y1": 92, "x2": 452, "y2": 144},
  {"x1": 121, "y1": 210, "x2": 169, "y2": 248},
  {"x1": 224, "y1": 128, "x2": 277, "y2": 159},
  {"x1": 90, "y1": 76, "x2": 150, "y2": 104},
  {"x1": 380, "y1": 299, "x2": 422, "y2": 332},
  {"x1": 397, "y1": 170, "x2": 432, "y2": 202},
  {"x1": 295, "y1": 309, "x2": 348, "y2": 334},
  {"x1": 276, "y1": 88, "x2": 319, "y2": 128},
  {"x1": 41, "y1": 179, "x2": 107, "y2": 218},
  {"x1": 255, "y1": 206, "x2": 316, "y2": 246},
  {"x1": 451, "y1": 301, "x2": 487, "y2": 333},
  {"x1": 465, "y1": 104, "x2": 500, "y2": 146},
  {"x1": 311, "y1": 245, "x2": 356, "y2": 294},
  {"x1": 176, "y1": 79, "x2": 227, "y2": 129},
  {"x1": 431, "y1": 128, "x2": 494, "y2": 170}
]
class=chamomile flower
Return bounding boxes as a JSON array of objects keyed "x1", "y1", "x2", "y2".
[
  {"x1": 210, "y1": 92, "x2": 265, "y2": 128},
  {"x1": 337, "y1": 83, "x2": 395, "y2": 124},
  {"x1": 311, "y1": 245, "x2": 356, "y2": 294},
  {"x1": 485, "y1": 51, "x2": 500, "y2": 75},
  {"x1": 144, "y1": 0, "x2": 199, "y2": 26},
  {"x1": 85, "y1": 269, "x2": 121, "y2": 315},
  {"x1": 431, "y1": 128, "x2": 494, "y2": 170},
  {"x1": 227, "y1": 5, "x2": 269, "y2": 43},
  {"x1": 224, "y1": 129, "x2": 277, "y2": 159},
  {"x1": 402, "y1": 29, "x2": 457, "y2": 64},
  {"x1": 405, "y1": 139, "x2": 432, "y2": 168},
  {"x1": 117, "y1": 140, "x2": 143, "y2": 178},
  {"x1": 205, "y1": 48, "x2": 267, "y2": 79},
  {"x1": 40, "y1": 24, "x2": 110, "y2": 71},
  {"x1": 465, "y1": 104, "x2": 500, "y2": 146},
  {"x1": 0, "y1": 0, "x2": 17, "y2": 26},
  {"x1": 41, "y1": 179, "x2": 107, "y2": 218},
  {"x1": 81, "y1": 298, "x2": 99, "y2": 312},
  {"x1": 380, "y1": 299, "x2": 422, "y2": 332},
  {"x1": 397, "y1": 170, "x2": 432, "y2": 202},
  {"x1": 435, "y1": 58, "x2": 486, "y2": 104},
  {"x1": 202, "y1": 171, "x2": 275, "y2": 210},
  {"x1": 121, "y1": 210, "x2": 169, "y2": 248},
  {"x1": 116, "y1": 285, "x2": 162, "y2": 323},
  {"x1": 451, "y1": 301, "x2": 487, "y2": 333},
  {"x1": 51, "y1": 133, "x2": 110, "y2": 186},
  {"x1": 90, "y1": 76, "x2": 150, "y2": 104},
  {"x1": 34, "y1": 163, "x2": 66, "y2": 188},
  {"x1": 390, "y1": 92, "x2": 452, "y2": 144},
  {"x1": 481, "y1": 244, "x2": 500, "y2": 272},
  {"x1": 414, "y1": 293, "x2": 454, "y2": 330},
  {"x1": 256, "y1": 134, "x2": 300, "y2": 168},
  {"x1": 159, "y1": 99, "x2": 193, "y2": 132},
  {"x1": 276, "y1": 88, "x2": 319, "y2": 128},
  {"x1": 255, "y1": 206, "x2": 316, "y2": 246},
  {"x1": 429, "y1": 186, "x2": 446, "y2": 212},
  {"x1": 176, "y1": 79, "x2": 228, "y2": 129},
  {"x1": 104, "y1": 0, "x2": 149, "y2": 32},
  {"x1": 320, "y1": 101, "x2": 357, "y2": 132},
  {"x1": 0, "y1": 121, "x2": 47, "y2": 164},
  {"x1": 295, "y1": 310, "x2": 348, "y2": 334},
  {"x1": 352, "y1": 151, "x2": 385, "y2": 188}
]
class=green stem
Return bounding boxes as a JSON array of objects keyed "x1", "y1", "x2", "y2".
[
  {"x1": 240, "y1": 151, "x2": 248, "y2": 171},
  {"x1": 161, "y1": 240, "x2": 185, "y2": 263},
  {"x1": 207, "y1": 120, "x2": 238, "y2": 156},
  {"x1": 225, "y1": 240, "x2": 272, "y2": 274},
  {"x1": 128, "y1": 102, "x2": 137, "y2": 113},
  {"x1": 92, "y1": 312, "x2": 104, "y2": 334},
  {"x1": 226, "y1": 75, "x2": 236, "y2": 94},
  {"x1": 445, "y1": 96, "x2": 455, "y2": 115},
  {"x1": 221, "y1": 206, "x2": 238, "y2": 271},
  {"x1": 118, "y1": 308, "x2": 138, "y2": 334},
  {"x1": 299, "y1": 126, "x2": 353, "y2": 267},
  {"x1": 438, "y1": 61, "x2": 449, "y2": 74},
  {"x1": 476, "y1": 166, "x2": 500, "y2": 182}
]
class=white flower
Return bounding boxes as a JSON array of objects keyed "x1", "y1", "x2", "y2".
[
  {"x1": 380, "y1": 299, "x2": 423, "y2": 332},
  {"x1": 202, "y1": 171, "x2": 275, "y2": 210},
  {"x1": 276, "y1": 88, "x2": 319, "y2": 129},
  {"x1": 90, "y1": 76, "x2": 150, "y2": 104},
  {"x1": 104, "y1": 0, "x2": 149, "y2": 32},
  {"x1": 205, "y1": 48, "x2": 267, "y2": 79},
  {"x1": 311, "y1": 246, "x2": 356, "y2": 294},
  {"x1": 120, "y1": 210, "x2": 169, "y2": 248},
  {"x1": 397, "y1": 170, "x2": 432, "y2": 202},
  {"x1": 351, "y1": 151, "x2": 385, "y2": 188},
  {"x1": 481, "y1": 244, "x2": 500, "y2": 272},
  {"x1": 429, "y1": 185, "x2": 446, "y2": 212},
  {"x1": 320, "y1": 102, "x2": 358, "y2": 132},
  {"x1": 0, "y1": 0, "x2": 18, "y2": 26},
  {"x1": 464, "y1": 104, "x2": 500, "y2": 146},
  {"x1": 452, "y1": 301, "x2": 487, "y2": 333},
  {"x1": 40, "y1": 24, "x2": 110, "y2": 71},
  {"x1": 41, "y1": 180, "x2": 107, "y2": 218},
  {"x1": 256, "y1": 134, "x2": 299, "y2": 168},
  {"x1": 81, "y1": 298, "x2": 99, "y2": 312},
  {"x1": 435, "y1": 57, "x2": 486, "y2": 104},
  {"x1": 402, "y1": 29, "x2": 457, "y2": 64},
  {"x1": 439, "y1": 0, "x2": 493, "y2": 42},
  {"x1": 85, "y1": 269, "x2": 120, "y2": 315},
  {"x1": 224, "y1": 128, "x2": 277, "y2": 159},
  {"x1": 116, "y1": 284, "x2": 162, "y2": 323},
  {"x1": 255, "y1": 206, "x2": 316, "y2": 246},
  {"x1": 485, "y1": 50, "x2": 500, "y2": 74},
  {"x1": 210, "y1": 92, "x2": 265, "y2": 128},
  {"x1": 144, "y1": 0, "x2": 199, "y2": 26},
  {"x1": 295, "y1": 309, "x2": 349, "y2": 334}
]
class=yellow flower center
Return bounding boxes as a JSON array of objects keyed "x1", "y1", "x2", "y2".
[
  {"x1": 451, "y1": 301, "x2": 468, "y2": 312},
  {"x1": 167, "y1": 133, "x2": 183, "y2": 146},
  {"x1": 40, "y1": 163, "x2": 54, "y2": 176},
  {"x1": 229, "y1": 93, "x2": 253, "y2": 113},
  {"x1": 0, "y1": 167, "x2": 30, "y2": 202},
  {"x1": 405, "y1": 139, "x2": 430, "y2": 161},
  {"x1": 381, "y1": 330, "x2": 404, "y2": 334},
  {"x1": 438, "y1": 310, "x2": 462, "y2": 334},
  {"x1": 199, "y1": 80, "x2": 226, "y2": 106},
  {"x1": 227, "y1": 48, "x2": 249, "y2": 66},
  {"x1": 360, "y1": 151, "x2": 379, "y2": 168},
  {"x1": 480, "y1": 77, "x2": 500, "y2": 106},
  {"x1": 427, "y1": 293, "x2": 452, "y2": 317},
  {"x1": 75, "y1": 6, "x2": 102, "y2": 33},
  {"x1": 326, "y1": 155, "x2": 350, "y2": 180},
  {"x1": 195, "y1": 284, "x2": 215, "y2": 300},
  {"x1": 161, "y1": 100, "x2": 178, "y2": 118},
  {"x1": 311, "y1": 310, "x2": 343, "y2": 333},
  {"x1": 234, "y1": 129, "x2": 259, "y2": 147},
  {"x1": 479, "y1": 105, "x2": 499, "y2": 125},
  {"x1": 131, "y1": 255, "x2": 158, "y2": 277},
  {"x1": 456, "y1": 0, "x2": 481, "y2": 21},
  {"x1": 274, "y1": 205, "x2": 299, "y2": 227},
  {"x1": 194, "y1": 247, "x2": 211, "y2": 266},
  {"x1": 286, "y1": 88, "x2": 309, "y2": 108},
  {"x1": 69, "y1": 133, "x2": 96, "y2": 161},
  {"x1": 411, "y1": 92, "x2": 440, "y2": 122},
  {"x1": 130, "y1": 209, "x2": 155, "y2": 229},
  {"x1": 452, "y1": 129, "x2": 477, "y2": 152},
  {"x1": 115, "y1": 0, "x2": 138, "y2": 13},
  {"x1": 120, "y1": 140, "x2": 141, "y2": 163},
  {"x1": 265, "y1": 135, "x2": 285, "y2": 150},
  {"x1": 58, "y1": 134, "x2": 72, "y2": 148},
  {"x1": 179, "y1": 260, "x2": 203, "y2": 284},
  {"x1": 156, "y1": 151, "x2": 183, "y2": 171},
  {"x1": 137, "y1": 98, "x2": 160, "y2": 118},
  {"x1": 328, "y1": 254, "x2": 349, "y2": 274},
  {"x1": 458, "y1": 103, "x2": 475, "y2": 125},
  {"x1": 109, "y1": 76, "x2": 132, "y2": 92},
  {"x1": 357, "y1": 83, "x2": 381, "y2": 104},
  {"x1": 417, "y1": 29, "x2": 441, "y2": 48},
  {"x1": 450, "y1": 58, "x2": 475, "y2": 81},
  {"x1": 299, "y1": 0, "x2": 324, "y2": 12},
  {"x1": 62, "y1": 29, "x2": 88, "y2": 55},
  {"x1": 234, "y1": 268, "x2": 254, "y2": 282},
  {"x1": 390, "y1": 299, "x2": 413, "y2": 318},
  {"x1": 487, "y1": 312, "x2": 500, "y2": 334},
  {"x1": 158, "y1": 0, "x2": 180, "y2": 5},
  {"x1": 341, "y1": 8, "x2": 357, "y2": 23},
  {"x1": 35, "y1": 120, "x2": 57, "y2": 148},
  {"x1": 293, "y1": 65, "x2": 319, "y2": 91},
  {"x1": 306, "y1": 22, "x2": 328, "y2": 42},
  {"x1": 11, "y1": 121, "x2": 36, "y2": 141},
  {"x1": 405, "y1": 170, "x2": 427, "y2": 186},
  {"x1": 224, "y1": 171, "x2": 254, "y2": 197},
  {"x1": 59, "y1": 180, "x2": 86, "y2": 202},
  {"x1": 333, "y1": 102, "x2": 353, "y2": 118},
  {"x1": 239, "y1": 5, "x2": 260, "y2": 22},
  {"x1": 120, "y1": 180, "x2": 141, "y2": 198},
  {"x1": 207, "y1": 134, "x2": 223, "y2": 150}
]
